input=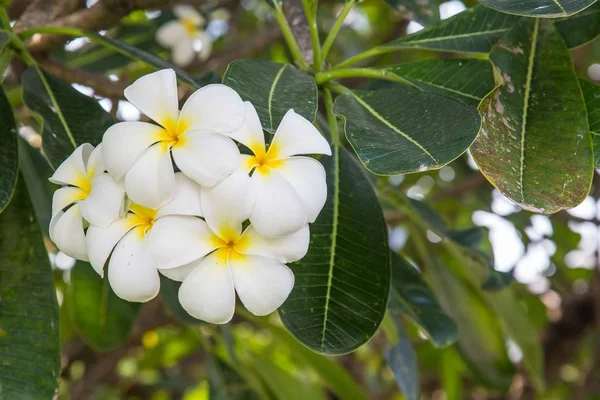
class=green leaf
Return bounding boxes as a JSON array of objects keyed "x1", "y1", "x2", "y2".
[
  {"x1": 580, "y1": 79, "x2": 600, "y2": 168},
  {"x1": 424, "y1": 258, "x2": 514, "y2": 389},
  {"x1": 0, "y1": 178, "x2": 60, "y2": 398},
  {"x1": 67, "y1": 262, "x2": 141, "y2": 351},
  {"x1": 381, "y1": 5, "x2": 520, "y2": 54},
  {"x1": 471, "y1": 19, "x2": 593, "y2": 214},
  {"x1": 279, "y1": 147, "x2": 391, "y2": 354},
  {"x1": 388, "y1": 253, "x2": 457, "y2": 347},
  {"x1": 384, "y1": 315, "x2": 419, "y2": 400},
  {"x1": 159, "y1": 275, "x2": 202, "y2": 324},
  {"x1": 0, "y1": 81, "x2": 18, "y2": 214},
  {"x1": 0, "y1": 30, "x2": 10, "y2": 49},
  {"x1": 381, "y1": 59, "x2": 495, "y2": 106},
  {"x1": 333, "y1": 87, "x2": 481, "y2": 175},
  {"x1": 385, "y1": 0, "x2": 440, "y2": 25},
  {"x1": 223, "y1": 60, "x2": 318, "y2": 134},
  {"x1": 479, "y1": 0, "x2": 596, "y2": 18},
  {"x1": 22, "y1": 67, "x2": 114, "y2": 168},
  {"x1": 554, "y1": 3, "x2": 600, "y2": 48}
]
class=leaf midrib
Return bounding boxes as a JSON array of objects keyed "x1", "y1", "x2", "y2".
[
  {"x1": 268, "y1": 64, "x2": 287, "y2": 131},
  {"x1": 396, "y1": 28, "x2": 511, "y2": 46}
]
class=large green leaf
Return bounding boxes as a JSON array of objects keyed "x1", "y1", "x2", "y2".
[
  {"x1": 0, "y1": 178, "x2": 60, "y2": 398},
  {"x1": 382, "y1": 5, "x2": 520, "y2": 54},
  {"x1": 333, "y1": 87, "x2": 481, "y2": 175},
  {"x1": 554, "y1": 3, "x2": 600, "y2": 48},
  {"x1": 384, "y1": 315, "x2": 419, "y2": 400},
  {"x1": 381, "y1": 59, "x2": 495, "y2": 106},
  {"x1": 385, "y1": 0, "x2": 440, "y2": 25},
  {"x1": 580, "y1": 79, "x2": 600, "y2": 167},
  {"x1": 279, "y1": 147, "x2": 391, "y2": 354},
  {"x1": 67, "y1": 262, "x2": 141, "y2": 351},
  {"x1": 388, "y1": 253, "x2": 457, "y2": 347},
  {"x1": 22, "y1": 67, "x2": 114, "y2": 168},
  {"x1": 159, "y1": 275, "x2": 202, "y2": 324},
  {"x1": 479, "y1": 0, "x2": 596, "y2": 18},
  {"x1": 223, "y1": 60, "x2": 318, "y2": 134},
  {"x1": 0, "y1": 82, "x2": 18, "y2": 214},
  {"x1": 471, "y1": 19, "x2": 593, "y2": 214}
]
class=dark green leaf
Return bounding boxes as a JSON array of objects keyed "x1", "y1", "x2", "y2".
[
  {"x1": 381, "y1": 5, "x2": 520, "y2": 54},
  {"x1": 0, "y1": 82, "x2": 18, "y2": 214},
  {"x1": 471, "y1": 19, "x2": 593, "y2": 214},
  {"x1": 389, "y1": 253, "x2": 457, "y2": 347},
  {"x1": 385, "y1": 0, "x2": 440, "y2": 25},
  {"x1": 333, "y1": 87, "x2": 481, "y2": 175},
  {"x1": 67, "y1": 262, "x2": 141, "y2": 351},
  {"x1": 159, "y1": 275, "x2": 202, "y2": 324},
  {"x1": 479, "y1": 0, "x2": 596, "y2": 18},
  {"x1": 223, "y1": 60, "x2": 318, "y2": 133},
  {"x1": 384, "y1": 315, "x2": 419, "y2": 400},
  {"x1": 22, "y1": 67, "x2": 114, "y2": 168},
  {"x1": 381, "y1": 59, "x2": 495, "y2": 106},
  {"x1": 554, "y1": 3, "x2": 600, "y2": 48},
  {"x1": 279, "y1": 147, "x2": 391, "y2": 354},
  {"x1": 580, "y1": 79, "x2": 600, "y2": 168},
  {"x1": 0, "y1": 178, "x2": 60, "y2": 398}
]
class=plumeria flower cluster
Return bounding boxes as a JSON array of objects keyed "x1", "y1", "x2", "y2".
[
  {"x1": 49, "y1": 69, "x2": 331, "y2": 324},
  {"x1": 156, "y1": 5, "x2": 213, "y2": 67}
]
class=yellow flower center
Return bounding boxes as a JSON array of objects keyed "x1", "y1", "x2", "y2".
[
  {"x1": 212, "y1": 230, "x2": 251, "y2": 264},
  {"x1": 181, "y1": 17, "x2": 198, "y2": 37},
  {"x1": 156, "y1": 117, "x2": 191, "y2": 150},
  {"x1": 247, "y1": 142, "x2": 283, "y2": 175},
  {"x1": 129, "y1": 203, "x2": 158, "y2": 235}
]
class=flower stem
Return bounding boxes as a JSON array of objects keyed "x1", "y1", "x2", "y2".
[
  {"x1": 315, "y1": 67, "x2": 415, "y2": 86},
  {"x1": 332, "y1": 46, "x2": 390, "y2": 70},
  {"x1": 321, "y1": 0, "x2": 355, "y2": 65},
  {"x1": 301, "y1": 0, "x2": 322, "y2": 73},
  {"x1": 270, "y1": 2, "x2": 310, "y2": 70}
]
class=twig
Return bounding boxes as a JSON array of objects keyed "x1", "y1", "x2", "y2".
[{"x1": 282, "y1": 0, "x2": 312, "y2": 65}]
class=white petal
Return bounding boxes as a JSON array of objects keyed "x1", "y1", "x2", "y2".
[
  {"x1": 124, "y1": 69, "x2": 179, "y2": 128},
  {"x1": 225, "y1": 102, "x2": 266, "y2": 156},
  {"x1": 156, "y1": 173, "x2": 203, "y2": 218},
  {"x1": 230, "y1": 253, "x2": 294, "y2": 316},
  {"x1": 86, "y1": 143, "x2": 105, "y2": 176},
  {"x1": 237, "y1": 224, "x2": 309, "y2": 263},
  {"x1": 86, "y1": 215, "x2": 141, "y2": 276},
  {"x1": 172, "y1": 131, "x2": 240, "y2": 187},
  {"x1": 172, "y1": 39, "x2": 196, "y2": 67},
  {"x1": 147, "y1": 215, "x2": 219, "y2": 270},
  {"x1": 238, "y1": 154, "x2": 258, "y2": 174},
  {"x1": 269, "y1": 110, "x2": 331, "y2": 159},
  {"x1": 108, "y1": 227, "x2": 160, "y2": 302},
  {"x1": 124, "y1": 143, "x2": 176, "y2": 209},
  {"x1": 275, "y1": 157, "x2": 327, "y2": 223},
  {"x1": 102, "y1": 121, "x2": 166, "y2": 180},
  {"x1": 250, "y1": 170, "x2": 307, "y2": 238},
  {"x1": 49, "y1": 204, "x2": 88, "y2": 261},
  {"x1": 200, "y1": 172, "x2": 254, "y2": 241},
  {"x1": 178, "y1": 84, "x2": 245, "y2": 134},
  {"x1": 159, "y1": 261, "x2": 197, "y2": 282},
  {"x1": 174, "y1": 5, "x2": 205, "y2": 25},
  {"x1": 196, "y1": 32, "x2": 212, "y2": 61},
  {"x1": 52, "y1": 187, "x2": 87, "y2": 218},
  {"x1": 79, "y1": 173, "x2": 126, "y2": 228},
  {"x1": 156, "y1": 20, "x2": 186, "y2": 48},
  {"x1": 49, "y1": 143, "x2": 93, "y2": 187},
  {"x1": 179, "y1": 249, "x2": 235, "y2": 324}
]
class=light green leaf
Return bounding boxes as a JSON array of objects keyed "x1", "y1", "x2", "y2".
[
  {"x1": 384, "y1": 315, "x2": 419, "y2": 400},
  {"x1": 22, "y1": 67, "x2": 114, "y2": 168},
  {"x1": 279, "y1": 147, "x2": 391, "y2": 354},
  {"x1": 0, "y1": 81, "x2": 18, "y2": 214},
  {"x1": 479, "y1": 0, "x2": 596, "y2": 18},
  {"x1": 554, "y1": 3, "x2": 600, "y2": 48},
  {"x1": 223, "y1": 60, "x2": 318, "y2": 133},
  {"x1": 389, "y1": 253, "x2": 457, "y2": 347},
  {"x1": 385, "y1": 0, "x2": 440, "y2": 25},
  {"x1": 67, "y1": 262, "x2": 141, "y2": 351},
  {"x1": 471, "y1": 19, "x2": 593, "y2": 214},
  {"x1": 0, "y1": 178, "x2": 60, "y2": 398},
  {"x1": 381, "y1": 59, "x2": 495, "y2": 106},
  {"x1": 580, "y1": 79, "x2": 600, "y2": 168},
  {"x1": 333, "y1": 87, "x2": 481, "y2": 175},
  {"x1": 381, "y1": 5, "x2": 520, "y2": 54}
]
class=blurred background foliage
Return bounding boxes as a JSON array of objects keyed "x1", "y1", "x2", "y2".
[{"x1": 3, "y1": 0, "x2": 600, "y2": 398}]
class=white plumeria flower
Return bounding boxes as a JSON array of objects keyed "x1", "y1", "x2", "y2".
[
  {"x1": 49, "y1": 144, "x2": 125, "y2": 261},
  {"x1": 102, "y1": 69, "x2": 246, "y2": 209},
  {"x1": 218, "y1": 102, "x2": 331, "y2": 238},
  {"x1": 86, "y1": 173, "x2": 203, "y2": 302},
  {"x1": 156, "y1": 5, "x2": 213, "y2": 66},
  {"x1": 148, "y1": 172, "x2": 309, "y2": 324}
]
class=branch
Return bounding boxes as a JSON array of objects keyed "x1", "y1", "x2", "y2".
[{"x1": 282, "y1": 0, "x2": 312, "y2": 65}]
